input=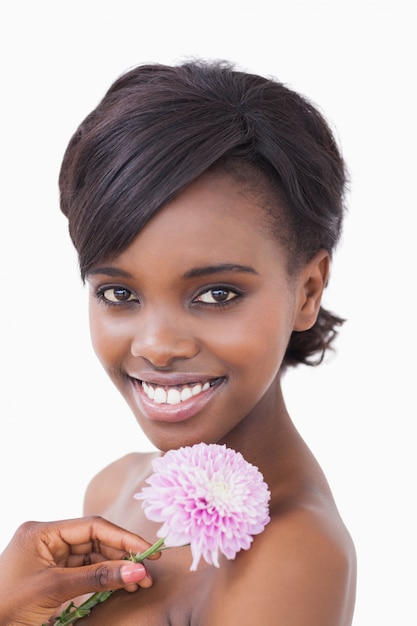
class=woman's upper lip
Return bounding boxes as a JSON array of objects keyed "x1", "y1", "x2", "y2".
[{"x1": 128, "y1": 373, "x2": 224, "y2": 386}]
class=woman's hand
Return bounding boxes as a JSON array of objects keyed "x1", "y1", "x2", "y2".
[{"x1": 0, "y1": 516, "x2": 160, "y2": 626}]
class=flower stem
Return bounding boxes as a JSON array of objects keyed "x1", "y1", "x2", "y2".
[
  {"x1": 133, "y1": 536, "x2": 165, "y2": 561},
  {"x1": 44, "y1": 538, "x2": 165, "y2": 625}
]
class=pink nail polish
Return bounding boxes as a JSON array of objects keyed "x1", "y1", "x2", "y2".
[{"x1": 120, "y1": 562, "x2": 146, "y2": 583}]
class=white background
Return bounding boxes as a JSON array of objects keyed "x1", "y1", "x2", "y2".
[{"x1": 0, "y1": 1, "x2": 415, "y2": 624}]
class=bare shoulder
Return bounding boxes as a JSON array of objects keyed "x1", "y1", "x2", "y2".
[
  {"x1": 84, "y1": 451, "x2": 158, "y2": 515},
  {"x1": 202, "y1": 504, "x2": 356, "y2": 626}
]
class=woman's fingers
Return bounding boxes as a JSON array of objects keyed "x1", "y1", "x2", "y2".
[
  {"x1": 39, "y1": 516, "x2": 161, "y2": 564},
  {"x1": 0, "y1": 517, "x2": 161, "y2": 626}
]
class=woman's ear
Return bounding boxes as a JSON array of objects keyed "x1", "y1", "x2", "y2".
[{"x1": 293, "y1": 250, "x2": 330, "y2": 331}]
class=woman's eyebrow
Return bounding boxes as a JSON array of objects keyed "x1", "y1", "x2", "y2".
[
  {"x1": 183, "y1": 264, "x2": 258, "y2": 279},
  {"x1": 86, "y1": 267, "x2": 133, "y2": 278},
  {"x1": 86, "y1": 264, "x2": 258, "y2": 280}
]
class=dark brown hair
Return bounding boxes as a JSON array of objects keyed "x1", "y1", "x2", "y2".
[{"x1": 59, "y1": 59, "x2": 347, "y2": 367}]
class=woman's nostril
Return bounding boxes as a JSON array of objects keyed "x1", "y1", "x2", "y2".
[{"x1": 131, "y1": 333, "x2": 200, "y2": 366}]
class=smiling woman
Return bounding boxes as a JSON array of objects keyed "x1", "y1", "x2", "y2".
[
  {"x1": 86, "y1": 172, "x2": 321, "y2": 450},
  {"x1": 49, "y1": 59, "x2": 357, "y2": 625}
]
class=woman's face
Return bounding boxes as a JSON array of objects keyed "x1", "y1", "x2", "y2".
[{"x1": 87, "y1": 172, "x2": 326, "y2": 451}]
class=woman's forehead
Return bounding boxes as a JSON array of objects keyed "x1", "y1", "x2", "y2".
[{"x1": 89, "y1": 172, "x2": 288, "y2": 278}]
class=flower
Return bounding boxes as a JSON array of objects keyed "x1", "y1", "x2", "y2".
[
  {"x1": 134, "y1": 442, "x2": 271, "y2": 570},
  {"x1": 47, "y1": 443, "x2": 270, "y2": 625}
]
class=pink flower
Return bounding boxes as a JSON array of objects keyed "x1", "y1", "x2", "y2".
[{"x1": 134, "y1": 443, "x2": 271, "y2": 570}]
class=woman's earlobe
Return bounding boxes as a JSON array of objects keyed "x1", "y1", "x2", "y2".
[{"x1": 293, "y1": 250, "x2": 330, "y2": 331}]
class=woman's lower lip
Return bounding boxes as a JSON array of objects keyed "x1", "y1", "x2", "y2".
[{"x1": 130, "y1": 379, "x2": 224, "y2": 423}]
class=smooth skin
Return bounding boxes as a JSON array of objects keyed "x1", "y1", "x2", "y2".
[
  {"x1": 80, "y1": 171, "x2": 356, "y2": 624},
  {"x1": 0, "y1": 517, "x2": 159, "y2": 626}
]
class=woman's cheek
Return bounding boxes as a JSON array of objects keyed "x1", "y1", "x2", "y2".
[{"x1": 89, "y1": 309, "x2": 128, "y2": 366}]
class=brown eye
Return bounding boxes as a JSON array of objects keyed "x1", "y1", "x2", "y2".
[
  {"x1": 101, "y1": 287, "x2": 136, "y2": 302},
  {"x1": 196, "y1": 288, "x2": 238, "y2": 304}
]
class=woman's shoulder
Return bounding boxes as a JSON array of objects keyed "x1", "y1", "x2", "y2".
[
  {"x1": 84, "y1": 451, "x2": 159, "y2": 515},
  {"x1": 202, "y1": 501, "x2": 356, "y2": 626},
  {"x1": 266, "y1": 502, "x2": 356, "y2": 601}
]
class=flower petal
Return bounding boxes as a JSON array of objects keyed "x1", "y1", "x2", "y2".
[{"x1": 134, "y1": 443, "x2": 271, "y2": 571}]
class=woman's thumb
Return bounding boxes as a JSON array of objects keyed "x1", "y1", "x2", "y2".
[
  {"x1": 48, "y1": 560, "x2": 148, "y2": 601},
  {"x1": 80, "y1": 560, "x2": 148, "y2": 590}
]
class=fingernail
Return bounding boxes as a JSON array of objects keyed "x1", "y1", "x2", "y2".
[{"x1": 120, "y1": 562, "x2": 146, "y2": 583}]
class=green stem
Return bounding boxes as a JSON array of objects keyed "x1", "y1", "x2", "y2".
[
  {"x1": 44, "y1": 538, "x2": 165, "y2": 626},
  {"x1": 133, "y1": 536, "x2": 165, "y2": 561}
]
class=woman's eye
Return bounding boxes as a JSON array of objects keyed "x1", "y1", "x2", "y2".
[
  {"x1": 195, "y1": 288, "x2": 238, "y2": 304},
  {"x1": 98, "y1": 287, "x2": 137, "y2": 303}
]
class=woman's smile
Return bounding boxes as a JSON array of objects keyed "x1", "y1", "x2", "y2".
[
  {"x1": 139, "y1": 377, "x2": 222, "y2": 405},
  {"x1": 87, "y1": 170, "x2": 315, "y2": 449},
  {"x1": 129, "y1": 376, "x2": 226, "y2": 423}
]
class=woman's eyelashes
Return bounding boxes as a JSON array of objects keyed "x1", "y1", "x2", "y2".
[
  {"x1": 193, "y1": 287, "x2": 241, "y2": 307},
  {"x1": 95, "y1": 285, "x2": 138, "y2": 306},
  {"x1": 93, "y1": 284, "x2": 242, "y2": 309}
]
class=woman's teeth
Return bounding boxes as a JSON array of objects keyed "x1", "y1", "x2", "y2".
[{"x1": 141, "y1": 381, "x2": 211, "y2": 405}]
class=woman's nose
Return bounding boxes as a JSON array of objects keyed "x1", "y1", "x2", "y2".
[{"x1": 130, "y1": 311, "x2": 200, "y2": 368}]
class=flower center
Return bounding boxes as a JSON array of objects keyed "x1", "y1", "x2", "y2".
[
  {"x1": 205, "y1": 480, "x2": 237, "y2": 514},
  {"x1": 211, "y1": 481, "x2": 229, "y2": 499}
]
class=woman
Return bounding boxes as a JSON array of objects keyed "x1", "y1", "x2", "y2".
[{"x1": 55, "y1": 60, "x2": 356, "y2": 624}]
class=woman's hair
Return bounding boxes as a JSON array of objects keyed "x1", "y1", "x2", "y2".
[{"x1": 59, "y1": 59, "x2": 347, "y2": 368}]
